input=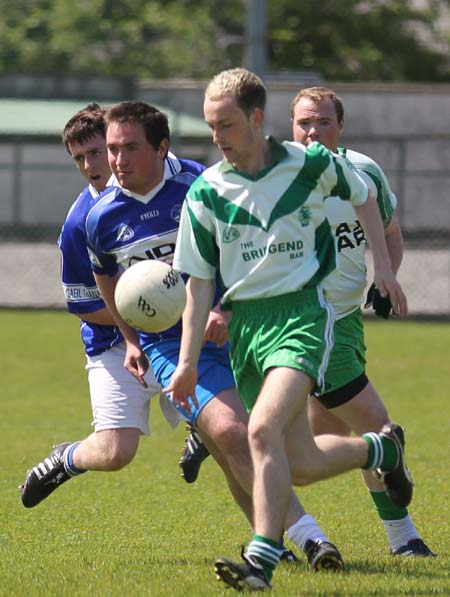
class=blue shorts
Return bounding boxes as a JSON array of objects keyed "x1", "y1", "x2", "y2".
[{"x1": 144, "y1": 339, "x2": 235, "y2": 426}]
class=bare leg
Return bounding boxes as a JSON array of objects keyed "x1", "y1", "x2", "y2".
[
  {"x1": 195, "y1": 387, "x2": 308, "y2": 533},
  {"x1": 248, "y1": 367, "x2": 314, "y2": 542},
  {"x1": 308, "y1": 383, "x2": 389, "y2": 490},
  {"x1": 73, "y1": 427, "x2": 141, "y2": 471}
]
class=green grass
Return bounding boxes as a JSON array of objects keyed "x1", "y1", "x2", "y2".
[{"x1": 1, "y1": 310, "x2": 449, "y2": 595}]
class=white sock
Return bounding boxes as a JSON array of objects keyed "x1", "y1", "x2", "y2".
[
  {"x1": 63, "y1": 441, "x2": 85, "y2": 476},
  {"x1": 286, "y1": 514, "x2": 329, "y2": 551},
  {"x1": 382, "y1": 514, "x2": 420, "y2": 551}
]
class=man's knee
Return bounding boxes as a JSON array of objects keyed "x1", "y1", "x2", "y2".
[
  {"x1": 95, "y1": 429, "x2": 140, "y2": 470},
  {"x1": 247, "y1": 416, "x2": 279, "y2": 454},
  {"x1": 214, "y1": 418, "x2": 248, "y2": 455}
]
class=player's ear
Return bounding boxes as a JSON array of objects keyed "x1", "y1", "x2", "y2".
[
  {"x1": 158, "y1": 138, "x2": 169, "y2": 158},
  {"x1": 250, "y1": 108, "x2": 264, "y2": 129}
]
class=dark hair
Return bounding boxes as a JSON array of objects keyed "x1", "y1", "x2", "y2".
[
  {"x1": 290, "y1": 86, "x2": 344, "y2": 124},
  {"x1": 62, "y1": 103, "x2": 105, "y2": 153},
  {"x1": 104, "y1": 101, "x2": 170, "y2": 150}
]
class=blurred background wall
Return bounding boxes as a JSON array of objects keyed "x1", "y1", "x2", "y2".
[{"x1": 0, "y1": 0, "x2": 449, "y2": 317}]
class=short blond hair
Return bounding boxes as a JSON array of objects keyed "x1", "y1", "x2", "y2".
[
  {"x1": 290, "y1": 86, "x2": 344, "y2": 123},
  {"x1": 205, "y1": 68, "x2": 266, "y2": 116}
]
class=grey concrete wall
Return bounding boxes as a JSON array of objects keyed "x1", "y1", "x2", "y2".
[
  {"x1": 139, "y1": 80, "x2": 450, "y2": 138},
  {"x1": 1, "y1": 82, "x2": 449, "y2": 235},
  {"x1": 140, "y1": 81, "x2": 450, "y2": 236}
]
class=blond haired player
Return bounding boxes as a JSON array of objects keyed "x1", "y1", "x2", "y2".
[{"x1": 166, "y1": 68, "x2": 413, "y2": 591}]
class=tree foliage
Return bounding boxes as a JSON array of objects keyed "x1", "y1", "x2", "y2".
[
  {"x1": 268, "y1": 0, "x2": 450, "y2": 82},
  {"x1": 0, "y1": 0, "x2": 449, "y2": 82}
]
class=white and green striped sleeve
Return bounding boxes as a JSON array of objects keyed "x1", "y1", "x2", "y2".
[
  {"x1": 329, "y1": 152, "x2": 369, "y2": 207},
  {"x1": 360, "y1": 167, "x2": 396, "y2": 226},
  {"x1": 173, "y1": 181, "x2": 218, "y2": 280},
  {"x1": 345, "y1": 149, "x2": 396, "y2": 225}
]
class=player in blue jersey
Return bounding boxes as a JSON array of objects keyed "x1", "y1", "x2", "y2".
[
  {"x1": 291, "y1": 86, "x2": 434, "y2": 558},
  {"x1": 85, "y1": 100, "x2": 355, "y2": 572},
  {"x1": 165, "y1": 68, "x2": 413, "y2": 591},
  {"x1": 19, "y1": 104, "x2": 181, "y2": 508}
]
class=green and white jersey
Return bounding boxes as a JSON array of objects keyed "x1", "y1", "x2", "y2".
[
  {"x1": 321, "y1": 147, "x2": 397, "y2": 319},
  {"x1": 173, "y1": 138, "x2": 368, "y2": 306}
]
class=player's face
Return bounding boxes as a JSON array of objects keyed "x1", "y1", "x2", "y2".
[
  {"x1": 291, "y1": 97, "x2": 343, "y2": 151},
  {"x1": 204, "y1": 94, "x2": 262, "y2": 172},
  {"x1": 68, "y1": 134, "x2": 110, "y2": 192},
  {"x1": 106, "y1": 121, "x2": 167, "y2": 195}
]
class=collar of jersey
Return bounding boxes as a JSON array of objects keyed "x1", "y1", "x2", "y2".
[
  {"x1": 219, "y1": 135, "x2": 288, "y2": 180},
  {"x1": 107, "y1": 151, "x2": 182, "y2": 203},
  {"x1": 88, "y1": 183, "x2": 101, "y2": 198}
]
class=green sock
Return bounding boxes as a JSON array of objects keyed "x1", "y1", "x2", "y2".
[
  {"x1": 246, "y1": 535, "x2": 284, "y2": 581},
  {"x1": 370, "y1": 489, "x2": 408, "y2": 520},
  {"x1": 362, "y1": 432, "x2": 398, "y2": 470}
]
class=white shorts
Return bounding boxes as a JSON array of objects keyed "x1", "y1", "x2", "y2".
[{"x1": 85, "y1": 343, "x2": 181, "y2": 434}]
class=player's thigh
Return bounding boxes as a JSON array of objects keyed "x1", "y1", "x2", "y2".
[
  {"x1": 308, "y1": 395, "x2": 352, "y2": 436},
  {"x1": 196, "y1": 386, "x2": 249, "y2": 456},
  {"x1": 332, "y1": 381, "x2": 390, "y2": 434},
  {"x1": 86, "y1": 343, "x2": 160, "y2": 435},
  {"x1": 147, "y1": 339, "x2": 236, "y2": 427},
  {"x1": 285, "y1": 404, "x2": 324, "y2": 469},
  {"x1": 250, "y1": 367, "x2": 313, "y2": 440},
  {"x1": 197, "y1": 386, "x2": 248, "y2": 438}
]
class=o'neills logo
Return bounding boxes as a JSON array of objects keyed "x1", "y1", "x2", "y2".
[
  {"x1": 223, "y1": 226, "x2": 240, "y2": 243},
  {"x1": 242, "y1": 239, "x2": 304, "y2": 262}
]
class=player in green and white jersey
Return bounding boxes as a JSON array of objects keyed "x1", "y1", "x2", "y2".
[
  {"x1": 165, "y1": 68, "x2": 412, "y2": 591},
  {"x1": 291, "y1": 86, "x2": 434, "y2": 558}
]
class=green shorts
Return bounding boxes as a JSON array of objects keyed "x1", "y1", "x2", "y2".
[
  {"x1": 228, "y1": 288, "x2": 335, "y2": 413},
  {"x1": 316, "y1": 308, "x2": 367, "y2": 407}
]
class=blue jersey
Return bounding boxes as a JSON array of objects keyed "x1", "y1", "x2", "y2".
[
  {"x1": 85, "y1": 155, "x2": 206, "y2": 347},
  {"x1": 59, "y1": 183, "x2": 123, "y2": 357}
]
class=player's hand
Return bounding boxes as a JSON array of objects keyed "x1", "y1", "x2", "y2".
[
  {"x1": 203, "y1": 310, "x2": 229, "y2": 347},
  {"x1": 124, "y1": 342, "x2": 149, "y2": 387},
  {"x1": 365, "y1": 282, "x2": 392, "y2": 319},
  {"x1": 371, "y1": 271, "x2": 408, "y2": 319},
  {"x1": 163, "y1": 363, "x2": 199, "y2": 413}
]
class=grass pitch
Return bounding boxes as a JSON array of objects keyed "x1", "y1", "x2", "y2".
[{"x1": 1, "y1": 310, "x2": 449, "y2": 595}]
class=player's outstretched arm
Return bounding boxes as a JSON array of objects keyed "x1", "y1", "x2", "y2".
[
  {"x1": 164, "y1": 276, "x2": 215, "y2": 411},
  {"x1": 355, "y1": 191, "x2": 408, "y2": 319}
]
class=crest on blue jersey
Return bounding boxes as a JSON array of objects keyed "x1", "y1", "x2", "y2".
[
  {"x1": 117, "y1": 223, "x2": 135, "y2": 242},
  {"x1": 170, "y1": 204, "x2": 182, "y2": 222}
]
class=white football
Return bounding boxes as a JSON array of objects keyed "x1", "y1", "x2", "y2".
[{"x1": 114, "y1": 260, "x2": 186, "y2": 333}]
